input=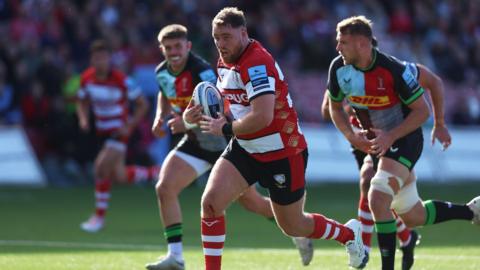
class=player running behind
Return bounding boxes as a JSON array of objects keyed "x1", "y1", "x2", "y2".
[
  {"x1": 327, "y1": 15, "x2": 480, "y2": 270},
  {"x1": 197, "y1": 7, "x2": 369, "y2": 270},
  {"x1": 321, "y1": 57, "x2": 451, "y2": 269},
  {"x1": 145, "y1": 24, "x2": 312, "y2": 270},
  {"x1": 77, "y1": 40, "x2": 152, "y2": 232}
]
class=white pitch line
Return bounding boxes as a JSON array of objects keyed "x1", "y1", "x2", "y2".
[
  {"x1": 0, "y1": 240, "x2": 162, "y2": 251},
  {"x1": 0, "y1": 240, "x2": 478, "y2": 261}
]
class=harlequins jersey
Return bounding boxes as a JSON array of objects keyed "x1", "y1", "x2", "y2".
[{"x1": 327, "y1": 49, "x2": 424, "y2": 133}]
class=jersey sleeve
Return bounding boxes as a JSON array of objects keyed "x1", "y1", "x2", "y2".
[
  {"x1": 326, "y1": 59, "x2": 344, "y2": 102},
  {"x1": 239, "y1": 56, "x2": 276, "y2": 100},
  {"x1": 125, "y1": 76, "x2": 143, "y2": 100},
  {"x1": 395, "y1": 61, "x2": 424, "y2": 105},
  {"x1": 198, "y1": 68, "x2": 217, "y2": 84}
]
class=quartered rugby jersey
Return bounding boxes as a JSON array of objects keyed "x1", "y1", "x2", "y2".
[
  {"x1": 155, "y1": 52, "x2": 217, "y2": 114},
  {"x1": 78, "y1": 67, "x2": 142, "y2": 136},
  {"x1": 327, "y1": 49, "x2": 424, "y2": 132},
  {"x1": 217, "y1": 40, "x2": 307, "y2": 162},
  {"x1": 155, "y1": 52, "x2": 225, "y2": 152}
]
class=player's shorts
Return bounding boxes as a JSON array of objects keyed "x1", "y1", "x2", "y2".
[
  {"x1": 95, "y1": 134, "x2": 127, "y2": 153},
  {"x1": 222, "y1": 139, "x2": 308, "y2": 205},
  {"x1": 173, "y1": 135, "x2": 223, "y2": 176},
  {"x1": 372, "y1": 129, "x2": 423, "y2": 171},
  {"x1": 351, "y1": 147, "x2": 368, "y2": 170}
]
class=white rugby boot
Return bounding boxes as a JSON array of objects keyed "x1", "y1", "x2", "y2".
[
  {"x1": 145, "y1": 254, "x2": 185, "y2": 270},
  {"x1": 292, "y1": 237, "x2": 314, "y2": 266},
  {"x1": 80, "y1": 215, "x2": 104, "y2": 233},
  {"x1": 467, "y1": 196, "x2": 480, "y2": 225},
  {"x1": 344, "y1": 219, "x2": 369, "y2": 269}
]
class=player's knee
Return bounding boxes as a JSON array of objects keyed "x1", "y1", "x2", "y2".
[
  {"x1": 201, "y1": 193, "x2": 223, "y2": 218},
  {"x1": 155, "y1": 179, "x2": 179, "y2": 201}
]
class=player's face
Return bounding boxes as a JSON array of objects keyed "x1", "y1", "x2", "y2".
[
  {"x1": 336, "y1": 33, "x2": 360, "y2": 65},
  {"x1": 91, "y1": 50, "x2": 111, "y2": 76},
  {"x1": 212, "y1": 24, "x2": 247, "y2": 64},
  {"x1": 160, "y1": 38, "x2": 191, "y2": 71}
]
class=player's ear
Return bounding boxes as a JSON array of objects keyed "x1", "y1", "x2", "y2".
[{"x1": 186, "y1": 40, "x2": 192, "y2": 51}]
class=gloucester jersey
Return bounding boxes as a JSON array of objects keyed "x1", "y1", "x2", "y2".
[
  {"x1": 155, "y1": 52, "x2": 225, "y2": 152},
  {"x1": 327, "y1": 49, "x2": 424, "y2": 134},
  {"x1": 217, "y1": 40, "x2": 307, "y2": 162},
  {"x1": 77, "y1": 67, "x2": 142, "y2": 137}
]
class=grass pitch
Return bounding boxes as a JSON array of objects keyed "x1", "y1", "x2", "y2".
[{"x1": 0, "y1": 182, "x2": 479, "y2": 269}]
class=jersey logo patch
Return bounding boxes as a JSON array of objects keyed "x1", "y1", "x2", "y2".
[
  {"x1": 348, "y1": 95, "x2": 390, "y2": 107},
  {"x1": 273, "y1": 174, "x2": 286, "y2": 188},
  {"x1": 199, "y1": 69, "x2": 217, "y2": 84},
  {"x1": 248, "y1": 65, "x2": 269, "y2": 91},
  {"x1": 402, "y1": 65, "x2": 419, "y2": 90}
]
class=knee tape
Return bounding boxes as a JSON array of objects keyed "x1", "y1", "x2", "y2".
[
  {"x1": 391, "y1": 179, "x2": 420, "y2": 214},
  {"x1": 370, "y1": 169, "x2": 405, "y2": 196}
]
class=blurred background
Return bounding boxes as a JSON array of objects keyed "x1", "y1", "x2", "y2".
[{"x1": 0, "y1": 0, "x2": 479, "y2": 187}]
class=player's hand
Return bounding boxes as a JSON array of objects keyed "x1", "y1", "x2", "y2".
[
  {"x1": 152, "y1": 118, "x2": 166, "y2": 137},
  {"x1": 199, "y1": 114, "x2": 227, "y2": 136},
  {"x1": 347, "y1": 131, "x2": 372, "y2": 153},
  {"x1": 183, "y1": 104, "x2": 203, "y2": 124},
  {"x1": 167, "y1": 113, "x2": 187, "y2": 134},
  {"x1": 369, "y1": 128, "x2": 395, "y2": 157},
  {"x1": 79, "y1": 118, "x2": 90, "y2": 132},
  {"x1": 431, "y1": 124, "x2": 452, "y2": 151}
]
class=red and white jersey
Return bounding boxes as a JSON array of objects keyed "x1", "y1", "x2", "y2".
[
  {"x1": 217, "y1": 40, "x2": 307, "y2": 162},
  {"x1": 77, "y1": 67, "x2": 142, "y2": 136}
]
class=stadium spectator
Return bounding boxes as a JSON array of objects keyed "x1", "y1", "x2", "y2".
[
  {"x1": 198, "y1": 7, "x2": 368, "y2": 270},
  {"x1": 327, "y1": 15, "x2": 479, "y2": 270}
]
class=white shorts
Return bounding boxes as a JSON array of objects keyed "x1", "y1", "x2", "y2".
[{"x1": 172, "y1": 150, "x2": 212, "y2": 176}]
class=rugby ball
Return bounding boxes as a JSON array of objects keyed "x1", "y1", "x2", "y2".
[{"x1": 193, "y1": 81, "x2": 224, "y2": 118}]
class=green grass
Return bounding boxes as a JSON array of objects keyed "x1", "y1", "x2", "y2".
[{"x1": 0, "y1": 182, "x2": 479, "y2": 269}]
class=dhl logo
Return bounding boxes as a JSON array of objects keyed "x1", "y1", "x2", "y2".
[
  {"x1": 348, "y1": 95, "x2": 390, "y2": 107},
  {"x1": 170, "y1": 96, "x2": 191, "y2": 109}
]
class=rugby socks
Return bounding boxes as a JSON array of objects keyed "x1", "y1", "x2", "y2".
[
  {"x1": 126, "y1": 165, "x2": 160, "y2": 184},
  {"x1": 423, "y1": 200, "x2": 474, "y2": 225},
  {"x1": 202, "y1": 216, "x2": 225, "y2": 270},
  {"x1": 393, "y1": 212, "x2": 411, "y2": 247},
  {"x1": 375, "y1": 220, "x2": 397, "y2": 270},
  {"x1": 358, "y1": 195, "x2": 374, "y2": 251},
  {"x1": 94, "y1": 179, "x2": 111, "y2": 218},
  {"x1": 308, "y1": 213, "x2": 354, "y2": 244},
  {"x1": 164, "y1": 223, "x2": 184, "y2": 262}
]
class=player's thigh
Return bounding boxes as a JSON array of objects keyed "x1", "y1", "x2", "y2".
[
  {"x1": 157, "y1": 150, "x2": 203, "y2": 193},
  {"x1": 271, "y1": 195, "x2": 307, "y2": 230},
  {"x1": 201, "y1": 157, "x2": 249, "y2": 216}
]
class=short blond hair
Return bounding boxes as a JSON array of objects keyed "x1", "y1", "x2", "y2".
[
  {"x1": 212, "y1": 7, "x2": 246, "y2": 28},
  {"x1": 157, "y1": 24, "x2": 188, "y2": 43},
  {"x1": 336, "y1": 15, "x2": 373, "y2": 38}
]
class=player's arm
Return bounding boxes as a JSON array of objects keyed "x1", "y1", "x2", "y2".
[
  {"x1": 152, "y1": 91, "x2": 171, "y2": 137},
  {"x1": 76, "y1": 98, "x2": 90, "y2": 132},
  {"x1": 417, "y1": 64, "x2": 451, "y2": 149},
  {"x1": 321, "y1": 91, "x2": 331, "y2": 121},
  {"x1": 371, "y1": 95, "x2": 430, "y2": 156},
  {"x1": 232, "y1": 93, "x2": 274, "y2": 135}
]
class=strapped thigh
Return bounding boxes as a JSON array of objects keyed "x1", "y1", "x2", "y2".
[{"x1": 370, "y1": 169, "x2": 405, "y2": 196}]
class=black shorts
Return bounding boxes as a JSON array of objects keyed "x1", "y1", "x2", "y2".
[
  {"x1": 222, "y1": 139, "x2": 308, "y2": 205},
  {"x1": 372, "y1": 129, "x2": 423, "y2": 171},
  {"x1": 351, "y1": 147, "x2": 368, "y2": 170},
  {"x1": 175, "y1": 134, "x2": 222, "y2": 165}
]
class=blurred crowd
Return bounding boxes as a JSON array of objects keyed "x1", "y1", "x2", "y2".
[{"x1": 0, "y1": 0, "x2": 479, "y2": 184}]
